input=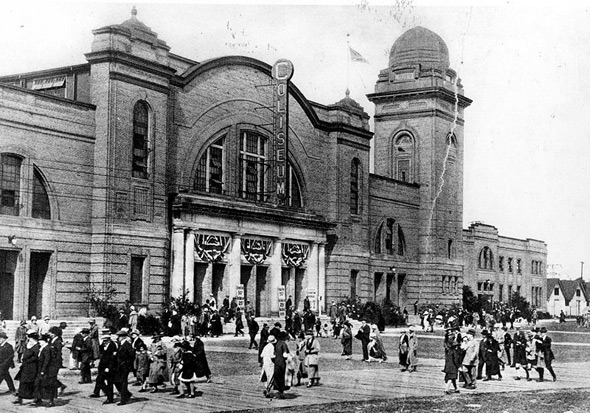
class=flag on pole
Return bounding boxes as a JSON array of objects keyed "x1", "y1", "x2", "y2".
[{"x1": 349, "y1": 45, "x2": 368, "y2": 63}]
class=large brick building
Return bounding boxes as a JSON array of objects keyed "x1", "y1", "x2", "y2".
[{"x1": 0, "y1": 10, "x2": 547, "y2": 319}]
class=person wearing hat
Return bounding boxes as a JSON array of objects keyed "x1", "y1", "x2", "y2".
[
  {"x1": 443, "y1": 326, "x2": 461, "y2": 394},
  {"x1": 48, "y1": 326, "x2": 67, "y2": 396},
  {"x1": 0, "y1": 330, "x2": 16, "y2": 395},
  {"x1": 148, "y1": 332, "x2": 168, "y2": 393},
  {"x1": 39, "y1": 316, "x2": 51, "y2": 335},
  {"x1": 167, "y1": 337, "x2": 183, "y2": 395},
  {"x1": 481, "y1": 328, "x2": 502, "y2": 381},
  {"x1": 27, "y1": 316, "x2": 39, "y2": 334},
  {"x1": 536, "y1": 326, "x2": 557, "y2": 382},
  {"x1": 116, "y1": 309, "x2": 129, "y2": 332},
  {"x1": 476, "y1": 330, "x2": 489, "y2": 380},
  {"x1": 248, "y1": 316, "x2": 259, "y2": 350},
  {"x1": 460, "y1": 328, "x2": 479, "y2": 389},
  {"x1": 135, "y1": 344, "x2": 150, "y2": 393},
  {"x1": 355, "y1": 320, "x2": 371, "y2": 362},
  {"x1": 524, "y1": 331, "x2": 538, "y2": 381},
  {"x1": 304, "y1": 329, "x2": 320, "y2": 387},
  {"x1": 114, "y1": 329, "x2": 135, "y2": 405},
  {"x1": 76, "y1": 328, "x2": 94, "y2": 384},
  {"x1": 89, "y1": 332, "x2": 117, "y2": 403},
  {"x1": 35, "y1": 334, "x2": 59, "y2": 407},
  {"x1": 234, "y1": 307, "x2": 245, "y2": 337},
  {"x1": 88, "y1": 318, "x2": 100, "y2": 361},
  {"x1": 13, "y1": 331, "x2": 40, "y2": 405},
  {"x1": 260, "y1": 335, "x2": 276, "y2": 397},
  {"x1": 192, "y1": 334, "x2": 212, "y2": 383},
  {"x1": 340, "y1": 320, "x2": 353, "y2": 360},
  {"x1": 178, "y1": 341, "x2": 198, "y2": 398},
  {"x1": 271, "y1": 331, "x2": 289, "y2": 398},
  {"x1": 14, "y1": 320, "x2": 28, "y2": 363},
  {"x1": 129, "y1": 329, "x2": 145, "y2": 386},
  {"x1": 513, "y1": 326, "x2": 528, "y2": 379}
]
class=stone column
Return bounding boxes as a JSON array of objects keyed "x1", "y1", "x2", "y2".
[
  {"x1": 171, "y1": 228, "x2": 185, "y2": 299},
  {"x1": 307, "y1": 243, "x2": 319, "y2": 312},
  {"x1": 185, "y1": 230, "x2": 195, "y2": 301},
  {"x1": 318, "y1": 243, "x2": 326, "y2": 315},
  {"x1": 228, "y1": 234, "x2": 242, "y2": 298},
  {"x1": 269, "y1": 239, "x2": 283, "y2": 316}
]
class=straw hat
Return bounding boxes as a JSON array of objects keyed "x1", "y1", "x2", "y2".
[{"x1": 267, "y1": 335, "x2": 277, "y2": 344}]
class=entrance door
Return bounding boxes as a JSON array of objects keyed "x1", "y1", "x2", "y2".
[
  {"x1": 0, "y1": 250, "x2": 18, "y2": 320},
  {"x1": 194, "y1": 263, "x2": 207, "y2": 304},
  {"x1": 240, "y1": 265, "x2": 253, "y2": 305},
  {"x1": 397, "y1": 273, "x2": 407, "y2": 309},
  {"x1": 386, "y1": 273, "x2": 394, "y2": 303},
  {"x1": 255, "y1": 266, "x2": 268, "y2": 317},
  {"x1": 29, "y1": 252, "x2": 51, "y2": 319},
  {"x1": 212, "y1": 263, "x2": 225, "y2": 305}
]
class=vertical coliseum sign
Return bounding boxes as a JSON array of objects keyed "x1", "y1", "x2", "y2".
[{"x1": 271, "y1": 59, "x2": 294, "y2": 205}]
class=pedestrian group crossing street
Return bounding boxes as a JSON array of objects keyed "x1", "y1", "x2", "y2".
[{"x1": 0, "y1": 332, "x2": 588, "y2": 413}]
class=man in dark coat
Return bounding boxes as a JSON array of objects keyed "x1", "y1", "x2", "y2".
[
  {"x1": 114, "y1": 329, "x2": 135, "y2": 405},
  {"x1": 248, "y1": 317, "x2": 259, "y2": 349},
  {"x1": 476, "y1": 330, "x2": 489, "y2": 380},
  {"x1": 481, "y1": 331, "x2": 502, "y2": 381},
  {"x1": 272, "y1": 331, "x2": 290, "y2": 399},
  {"x1": 303, "y1": 296, "x2": 311, "y2": 312},
  {"x1": 48, "y1": 326, "x2": 67, "y2": 396},
  {"x1": 258, "y1": 323, "x2": 270, "y2": 365},
  {"x1": 0, "y1": 331, "x2": 16, "y2": 394},
  {"x1": 76, "y1": 328, "x2": 93, "y2": 384},
  {"x1": 14, "y1": 321, "x2": 27, "y2": 363},
  {"x1": 90, "y1": 333, "x2": 118, "y2": 404},
  {"x1": 116, "y1": 309, "x2": 129, "y2": 332},
  {"x1": 537, "y1": 326, "x2": 557, "y2": 381},
  {"x1": 356, "y1": 320, "x2": 371, "y2": 361}
]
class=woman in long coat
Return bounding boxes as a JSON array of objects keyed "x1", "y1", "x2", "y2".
[
  {"x1": 340, "y1": 321, "x2": 353, "y2": 360},
  {"x1": 148, "y1": 333, "x2": 168, "y2": 392},
  {"x1": 192, "y1": 336, "x2": 212, "y2": 382},
  {"x1": 271, "y1": 333, "x2": 290, "y2": 399},
  {"x1": 36, "y1": 334, "x2": 59, "y2": 407},
  {"x1": 304, "y1": 330, "x2": 320, "y2": 387},
  {"x1": 481, "y1": 332, "x2": 502, "y2": 380},
  {"x1": 178, "y1": 341, "x2": 199, "y2": 398},
  {"x1": 14, "y1": 332, "x2": 40, "y2": 405},
  {"x1": 443, "y1": 328, "x2": 462, "y2": 394},
  {"x1": 399, "y1": 329, "x2": 410, "y2": 371},
  {"x1": 370, "y1": 324, "x2": 387, "y2": 361}
]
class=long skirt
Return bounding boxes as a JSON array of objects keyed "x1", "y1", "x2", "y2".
[
  {"x1": 18, "y1": 382, "x2": 37, "y2": 399},
  {"x1": 341, "y1": 337, "x2": 352, "y2": 356}
]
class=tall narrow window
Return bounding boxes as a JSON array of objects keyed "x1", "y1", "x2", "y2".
[
  {"x1": 394, "y1": 133, "x2": 414, "y2": 182},
  {"x1": 287, "y1": 163, "x2": 302, "y2": 208},
  {"x1": 239, "y1": 132, "x2": 267, "y2": 201},
  {"x1": 0, "y1": 154, "x2": 22, "y2": 216},
  {"x1": 374, "y1": 223, "x2": 383, "y2": 254},
  {"x1": 195, "y1": 137, "x2": 225, "y2": 194},
  {"x1": 350, "y1": 158, "x2": 360, "y2": 214},
  {"x1": 32, "y1": 169, "x2": 51, "y2": 219},
  {"x1": 397, "y1": 225, "x2": 406, "y2": 256},
  {"x1": 130, "y1": 256, "x2": 145, "y2": 304},
  {"x1": 350, "y1": 270, "x2": 358, "y2": 299},
  {"x1": 385, "y1": 219, "x2": 394, "y2": 254},
  {"x1": 132, "y1": 101, "x2": 149, "y2": 179}
]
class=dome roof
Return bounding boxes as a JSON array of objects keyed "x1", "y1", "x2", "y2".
[{"x1": 388, "y1": 27, "x2": 449, "y2": 72}]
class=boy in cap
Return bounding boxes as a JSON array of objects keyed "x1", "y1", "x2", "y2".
[{"x1": 0, "y1": 331, "x2": 16, "y2": 394}]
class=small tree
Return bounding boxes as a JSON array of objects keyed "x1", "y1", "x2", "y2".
[
  {"x1": 463, "y1": 285, "x2": 482, "y2": 313},
  {"x1": 510, "y1": 291, "x2": 532, "y2": 320}
]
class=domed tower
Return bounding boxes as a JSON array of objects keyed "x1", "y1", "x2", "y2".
[{"x1": 367, "y1": 27, "x2": 471, "y2": 298}]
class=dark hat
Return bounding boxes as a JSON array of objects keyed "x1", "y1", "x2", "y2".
[
  {"x1": 151, "y1": 332, "x2": 164, "y2": 339},
  {"x1": 274, "y1": 322, "x2": 282, "y2": 328},
  {"x1": 0, "y1": 331, "x2": 7, "y2": 339},
  {"x1": 81, "y1": 328, "x2": 90, "y2": 334},
  {"x1": 181, "y1": 341, "x2": 192, "y2": 351},
  {"x1": 305, "y1": 329, "x2": 314, "y2": 335},
  {"x1": 540, "y1": 327, "x2": 548, "y2": 333},
  {"x1": 481, "y1": 330, "x2": 489, "y2": 336},
  {"x1": 39, "y1": 334, "x2": 51, "y2": 342},
  {"x1": 115, "y1": 329, "x2": 129, "y2": 336},
  {"x1": 466, "y1": 328, "x2": 476, "y2": 336}
]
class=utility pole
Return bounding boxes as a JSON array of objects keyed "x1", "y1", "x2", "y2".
[{"x1": 582, "y1": 261, "x2": 585, "y2": 280}]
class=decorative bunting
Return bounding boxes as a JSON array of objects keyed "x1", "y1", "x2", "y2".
[
  {"x1": 282, "y1": 243, "x2": 310, "y2": 267},
  {"x1": 194, "y1": 233, "x2": 230, "y2": 263},
  {"x1": 241, "y1": 238, "x2": 272, "y2": 265}
]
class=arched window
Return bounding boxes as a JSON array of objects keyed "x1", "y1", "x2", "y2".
[
  {"x1": 0, "y1": 154, "x2": 22, "y2": 216},
  {"x1": 385, "y1": 218, "x2": 394, "y2": 254},
  {"x1": 287, "y1": 163, "x2": 302, "y2": 208},
  {"x1": 132, "y1": 101, "x2": 149, "y2": 179},
  {"x1": 239, "y1": 131, "x2": 267, "y2": 201},
  {"x1": 195, "y1": 136, "x2": 225, "y2": 194},
  {"x1": 478, "y1": 246, "x2": 494, "y2": 270},
  {"x1": 397, "y1": 225, "x2": 406, "y2": 256},
  {"x1": 446, "y1": 133, "x2": 457, "y2": 163},
  {"x1": 350, "y1": 158, "x2": 360, "y2": 214},
  {"x1": 32, "y1": 169, "x2": 51, "y2": 219},
  {"x1": 394, "y1": 133, "x2": 414, "y2": 182}
]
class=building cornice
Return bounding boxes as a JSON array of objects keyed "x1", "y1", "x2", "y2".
[
  {"x1": 367, "y1": 86, "x2": 472, "y2": 108},
  {"x1": 85, "y1": 50, "x2": 177, "y2": 79}
]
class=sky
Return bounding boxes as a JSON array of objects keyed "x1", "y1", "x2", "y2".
[{"x1": 1, "y1": 0, "x2": 589, "y2": 279}]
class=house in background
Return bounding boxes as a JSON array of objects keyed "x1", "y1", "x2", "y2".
[{"x1": 546, "y1": 278, "x2": 590, "y2": 316}]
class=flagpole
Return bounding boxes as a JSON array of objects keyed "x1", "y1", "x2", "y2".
[{"x1": 346, "y1": 38, "x2": 350, "y2": 93}]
